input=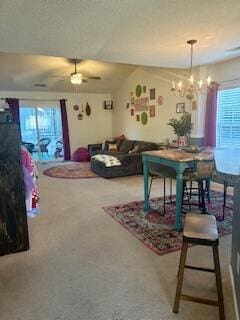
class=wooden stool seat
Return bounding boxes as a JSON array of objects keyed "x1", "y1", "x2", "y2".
[
  {"x1": 173, "y1": 213, "x2": 225, "y2": 320},
  {"x1": 184, "y1": 213, "x2": 218, "y2": 241}
]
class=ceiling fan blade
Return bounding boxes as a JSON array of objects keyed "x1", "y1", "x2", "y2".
[
  {"x1": 82, "y1": 78, "x2": 88, "y2": 83},
  {"x1": 87, "y1": 76, "x2": 101, "y2": 80},
  {"x1": 53, "y1": 75, "x2": 69, "y2": 79}
]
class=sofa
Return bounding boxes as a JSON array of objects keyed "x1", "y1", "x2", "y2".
[{"x1": 89, "y1": 139, "x2": 158, "y2": 178}]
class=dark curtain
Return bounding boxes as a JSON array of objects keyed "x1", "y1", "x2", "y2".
[
  {"x1": 204, "y1": 82, "x2": 219, "y2": 147},
  {"x1": 60, "y1": 99, "x2": 71, "y2": 161},
  {"x1": 6, "y1": 98, "x2": 20, "y2": 123}
]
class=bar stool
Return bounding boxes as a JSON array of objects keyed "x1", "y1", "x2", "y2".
[
  {"x1": 173, "y1": 213, "x2": 225, "y2": 320},
  {"x1": 148, "y1": 163, "x2": 192, "y2": 214}
]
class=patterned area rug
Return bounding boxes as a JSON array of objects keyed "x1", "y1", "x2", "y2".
[
  {"x1": 103, "y1": 190, "x2": 232, "y2": 256},
  {"x1": 43, "y1": 162, "x2": 99, "y2": 179}
]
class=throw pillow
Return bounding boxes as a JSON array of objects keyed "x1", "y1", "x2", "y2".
[
  {"x1": 104, "y1": 140, "x2": 116, "y2": 151},
  {"x1": 113, "y1": 134, "x2": 126, "y2": 141},
  {"x1": 108, "y1": 143, "x2": 118, "y2": 152},
  {"x1": 102, "y1": 137, "x2": 113, "y2": 150},
  {"x1": 119, "y1": 140, "x2": 135, "y2": 153},
  {"x1": 128, "y1": 145, "x2": 140, "y2": 154}
]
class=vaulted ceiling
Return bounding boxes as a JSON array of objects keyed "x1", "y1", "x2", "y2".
[{"x1": 0, "y1": 0, "x2": 240, "y2": 92}]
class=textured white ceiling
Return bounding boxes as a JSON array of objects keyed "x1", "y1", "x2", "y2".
[
  {"x1": 0, "y1": 52, "x2": 137, "y2": 93},
  {"x1": 0, "y1": 0, "x2": 240, "y2": 68}
]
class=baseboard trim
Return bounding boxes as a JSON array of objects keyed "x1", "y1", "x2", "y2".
[{"x1": 229, "y1": 264, "x2": 239, "y2": 320}]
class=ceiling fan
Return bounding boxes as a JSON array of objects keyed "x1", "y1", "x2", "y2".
[{"x1": 55, "y1": 59, "x2": 101, "y2": 85}]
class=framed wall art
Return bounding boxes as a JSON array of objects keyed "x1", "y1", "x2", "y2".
[
  {"x1": 176, "y1": 103, "x2": 185, "y2": 113},
  {"x1": 150, "y1": 88, "x2": 155, "y2": 100},
  {"x1": 149, "y1": 105, "x2": 155, "y2": 117}
]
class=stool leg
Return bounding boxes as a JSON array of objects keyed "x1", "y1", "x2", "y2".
[
  {"x1": 206, "y1": 178, "x2": 211, "y2": 204},
  {"x1": 222, "y1": 180, "x2": 228, "y2": 221},
  {"x1": 163, "y1": 177, "x2": 166, "y2": 214},
  {"x1": 173, "y1": 241, "x2": 188, "y2": 313},
  {"x1": 212, "y1": 245, "x2": 225, "y2": 320},
  {"x1": 170, "y1": 178, "x2": 173, "y2": 203}
]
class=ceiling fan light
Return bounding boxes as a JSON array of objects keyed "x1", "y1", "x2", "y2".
[{"x1": 70, "y1": 72, "x2": 83, "y2": 85}]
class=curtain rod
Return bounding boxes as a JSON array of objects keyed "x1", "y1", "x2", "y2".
[
  {"x1": 0, "y1": 98, "x2": 67, "y2": 102},
  {"x1": 219, "y1": 77, "x2": 240, "y2": 84}
]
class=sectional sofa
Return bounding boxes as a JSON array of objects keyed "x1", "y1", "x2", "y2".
[{"x1": 89, "y1": 139, "x2": 158, "y2": 178}]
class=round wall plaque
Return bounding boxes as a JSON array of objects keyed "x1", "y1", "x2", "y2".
[
  {"x1": 141, "y1": 112, "x2": 148, "y2": 125},
  {"x1": 73, "y1": 105, "x2": 79, "y2": 111},
  {"x1": 158, "y1": 96, "x2": 164, "y2": 106},
  {"x1": 135, "y1": 85, "x2": 142, "y2": 97}
]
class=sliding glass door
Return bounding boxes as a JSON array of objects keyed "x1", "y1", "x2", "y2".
[{"x1": 20, "y1": 104, "x2": 64, "y2": 161}]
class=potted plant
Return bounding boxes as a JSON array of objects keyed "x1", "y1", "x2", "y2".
[{"x1": 167, "y1": 112, "x2": 193, "y2": 146}]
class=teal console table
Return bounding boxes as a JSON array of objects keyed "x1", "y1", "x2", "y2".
[{"x1": 142, "y1": 148, "x2": 214, "y2": 231}]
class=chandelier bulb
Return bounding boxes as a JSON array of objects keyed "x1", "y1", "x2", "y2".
[
  {"x1": 207, "y1": 76, "x2": 211, "y2": 86},
  {"x1": 190, "y1": 75, "x2": 194, "y2": 85},
  {"x1": 178, "y1": 81, "x2": 182, "y2": 91}
]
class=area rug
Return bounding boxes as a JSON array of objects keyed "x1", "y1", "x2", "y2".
[
  {"x1": 103, "y1": 190, "x2": 232, "y2": 256},
  {"x1": 43, "y1": 162, "x2": 99, "y2": 179}
]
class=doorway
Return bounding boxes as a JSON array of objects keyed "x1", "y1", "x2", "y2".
[{"x1": 20, "y1": 102, "x2": 64, "y2": 161}]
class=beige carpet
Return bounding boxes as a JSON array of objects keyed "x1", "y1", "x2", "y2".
[{"x1": 0, "y1": 168, "x2": 235, "y2": 320}]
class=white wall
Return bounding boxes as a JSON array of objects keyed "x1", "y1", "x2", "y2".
[
  {"x1": 0, "y1": 90, "x2": 112, "y2": 154},
  {"x1": 112, "y1": 66, "x2": 189, "y2": 143}
]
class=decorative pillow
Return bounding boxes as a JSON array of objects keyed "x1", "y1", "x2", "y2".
[
  {"x1": 108, "y1": 143, "x2": 118, "y2": 152},
  {"x1": 113, "y1": 134, "x2": 126, "y2": 141},
  {"x1": 102, "y1": 137, "x2": 113, "y2": 150},
  {"x1": 104, "y1": 140, "x2": 116, "y2": 151},
  {"x1": 119, "y1": 140, "x2": 135, "y2": 153},
  {"x1": 128, "y1": 145, "x2": 140, "y2": 154}
]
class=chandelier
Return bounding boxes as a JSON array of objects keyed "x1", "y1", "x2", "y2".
[{"x1": 171, "y1": 40, "x2": 211, "y2": 101}]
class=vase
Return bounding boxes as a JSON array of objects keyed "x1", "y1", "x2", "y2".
[{"x1": 178, "y1": 136, "x2": 188, "y2": 147}]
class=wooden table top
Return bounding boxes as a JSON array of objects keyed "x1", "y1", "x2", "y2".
[{"x1": 143, "y1": 148, "x2": 214, "y2": 162}]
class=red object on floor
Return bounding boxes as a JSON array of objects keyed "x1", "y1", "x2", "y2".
[{"x1": 72, "y1": 147, "x2": 90, "y2": 162}]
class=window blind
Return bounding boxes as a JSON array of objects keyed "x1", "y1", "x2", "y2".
[{"x1": 216, "y1": 87, "x2": 240, "y2": 148}]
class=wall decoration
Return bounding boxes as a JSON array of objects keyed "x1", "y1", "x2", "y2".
[
  {"x1": 73, "y1": 105, "x2": 79, "y2": 111},
  {"x1": 85, "y1": 102, "x2": 91, "y2": 116},
  {"x1": 130, "y1": 109, "x2": 134, "y2": 116},
  {"x1": 78, "y1": 113, "x2": 83, "y2": 120},
  {"x1": 176, "y1": 103, "x2": 185, "y2": 113},
  {"x1": 134, "y1": 97, "x2": 149, "y2": 112},
  {"x1": 141, "y1": 112, "x2": 148, "y2": 125},
  {"x1": 135, "y1": 84, "x2": 142, "y2": 97},
  {"x1": 143, "y1": 85, "x2": 146, "y2": 93},
  {"x1": 192, "y1": 100, "x2": 197, "y2": 111},
  {"x1": 136, "y1": 114, "x2": 140, "y2": 122},
  {"x1": 126, "y1": 102, "x2": 130, "y2": 109},
  {"x1": 150, "y1": 88, "x2": 155, "y2": 100},
  {"x1": 149, "y1": 105, "x2": 155, "y2": 117},
  {"x1": 130, "y1": 96, "x2": 135, "y2": 105},
  {"x1": 103, "y1": 100, "x2": 113, "y2": 109},
  {"x1": 158, "y1": 96, "x2": 164, "y2": 106}
]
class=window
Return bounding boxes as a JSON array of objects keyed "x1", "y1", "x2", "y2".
[{"x1": 216, "y1": 87, "x2": 240, "y2": 148}]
